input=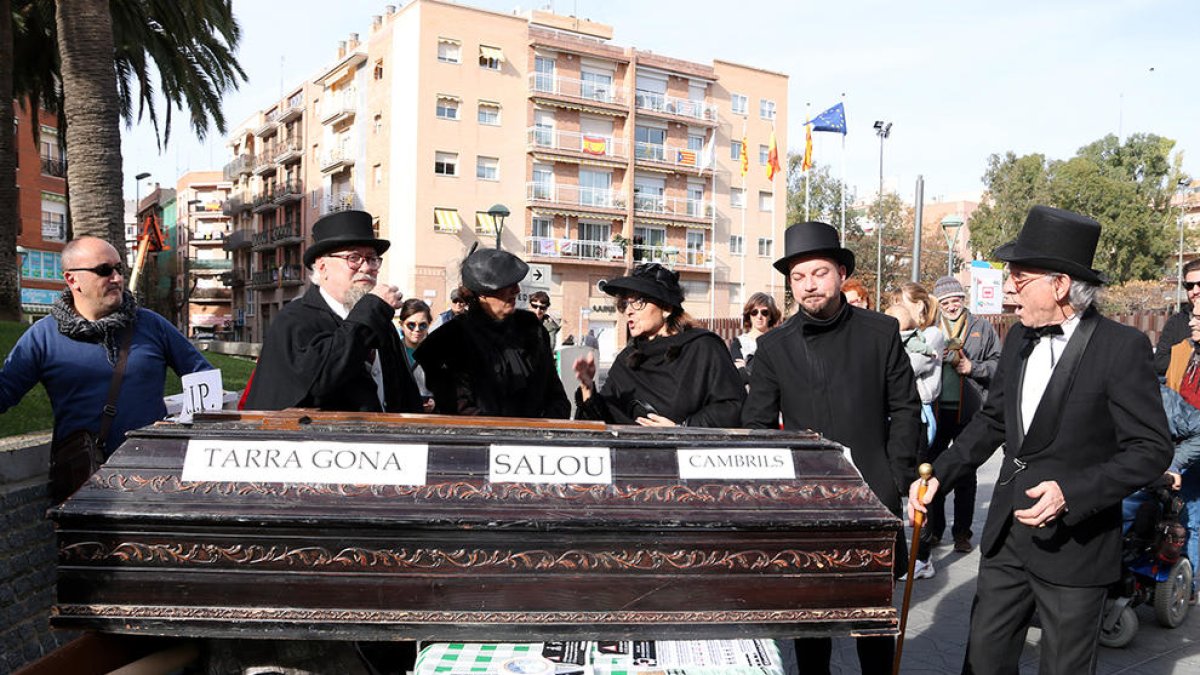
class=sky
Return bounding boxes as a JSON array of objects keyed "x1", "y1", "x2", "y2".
[{"x1": 120, "y1": 0, "x2": 1199, "y2": 207}]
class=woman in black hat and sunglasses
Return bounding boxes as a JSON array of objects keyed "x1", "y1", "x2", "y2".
[
  {"x1": 572, "y1": 263, "x2": 744, "y2": 427},
  {"x1": 416, "y1": 247, "x2": 570, "y2": 418}
]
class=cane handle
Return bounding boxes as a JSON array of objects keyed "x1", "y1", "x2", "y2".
[{"x1": 914, "y1": 463, "x2": 934, "y2": 526}]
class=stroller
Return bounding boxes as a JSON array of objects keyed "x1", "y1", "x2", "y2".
[{"x1": 1098, "y1": 478, "x2": 1193, "y2": 648}]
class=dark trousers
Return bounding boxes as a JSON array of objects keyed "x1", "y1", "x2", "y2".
[
  {"x1": 918, "y1": 407, "x2": 978, "y2": 561},
  {"x1": 962, "y1": 525, "x2": 1106, "y2": 675}
]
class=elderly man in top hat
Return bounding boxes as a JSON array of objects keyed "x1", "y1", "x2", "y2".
[
  {"x1": 910, "y1": 206, "x2": 1171, "y2": 675},
  {"x1": 742, "y1": 221, "x2": 922, "y2": 675},
  {"x1": 244, "y1": 210, "x2": 423, "y2": 413}
]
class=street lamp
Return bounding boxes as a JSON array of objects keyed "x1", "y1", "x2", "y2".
[
  {"x1": 940, "y1": 215, "x2": 964, "y2": 277},
  {"x1": 873, "y1": 121, "x2": 892, "y2": 302},
  {"x1": 487, "y1": 203, "x2": 510, "y2": 250},
  {"x1": 183, "y1": 199, "x2": 201, "y2": 338},
  {"x1": 1178, "y1": 178, "x2": 1192, "y2": 312}
]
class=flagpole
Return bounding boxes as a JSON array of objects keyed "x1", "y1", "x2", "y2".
[
  {"x1": 709, "y1": 139, "x2": 717, "y2": 320},
  {"x1": 804, "y1": 104, "x2": 811, "y2": 221},
  {"x1": 741, "y1": 119, "x2": 749, "y2": 304}
]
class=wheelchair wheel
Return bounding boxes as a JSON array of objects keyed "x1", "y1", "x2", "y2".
[
  {"x1": 1154, "y1": 558, "x2": 1193, "y2": 628},
  {"x1": 1099, "y1": 604, "x2": 1138, "y2": 649}
]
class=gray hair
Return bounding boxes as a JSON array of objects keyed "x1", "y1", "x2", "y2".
[{"x1": 1067, "y1": 277, "x2": 1100, "y2": 314}]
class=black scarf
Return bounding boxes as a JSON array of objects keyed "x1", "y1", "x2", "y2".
[
  {"x1": 51, "y1": 289, "x2": 138, "y2": 365},
  {"x1": 463, "y1": 306, "x2": 534, "y2": 394}
]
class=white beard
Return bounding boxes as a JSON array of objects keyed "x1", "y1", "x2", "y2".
[{"x1": 344, "y1": 285, "x2": 372, "y2": 312}]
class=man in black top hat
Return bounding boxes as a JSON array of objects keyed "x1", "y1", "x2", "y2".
[
  {"x1": 742, "y1": 221, "x2": 922, "y2": 675},
  {"x1": 910, "y1": 205, "x2": 1171, "y2": 675},
  {"x1": 244, "y1": 210, "x2": 423, "y2": 413}
]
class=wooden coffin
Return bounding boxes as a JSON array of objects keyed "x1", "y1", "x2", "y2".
[{"x1": 50, "y1": 411, "x2": 900, "y2": 641}]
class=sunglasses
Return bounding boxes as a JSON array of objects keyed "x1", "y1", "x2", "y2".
[
  {"x1": 404, "y1": 322, "x2": 430, "y2": 331},
  {"x1": 67, "y1": 262, "x2": 126, "y2": 277},
  {"x1": 530, "y1": 303, "x2": 548, "y2": 310},
  {"x1": 616, "y1": 296, "x2": 649, "y2": 312},
  {"x1": 1184, "y1": 281, "x2": 1200, "y2": 291},
  {"x1": 747, "y1": 308, "x2": 771, "y2": 317}
]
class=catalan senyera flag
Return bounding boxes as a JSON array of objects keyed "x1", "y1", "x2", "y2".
[
  {"x1": 739, "y1": 134, "x2": 749, "y2": 178},
  {"x1": 801, "y1": 124, "x2": 813, "y2": 172},
  {"x1": 765, "y1": 129, "x2": 781, "y2": 181}
]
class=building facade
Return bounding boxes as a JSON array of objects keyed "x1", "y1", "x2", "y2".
[
  {"x1": 224, "y1": 0, "x2": 788, "y2": 357},
  {"x1": 175, "y1": 171, "x2": 234, "y2": 339},
  {"x1": 12, "y1": 103, "x2": 68, "y2": 317}
]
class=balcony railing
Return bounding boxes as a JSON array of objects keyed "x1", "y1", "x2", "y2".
[
  {"x1": 528, "y1": 73, "x2": 626, "y2": 107},
  {"x1": 223, "y1": 228, "x2": 252, "y2": 251},
  {"x1": 634, "y1": 142, "x2": 709, "y2": 171},
  {"x1": 189, "y1": 229, "x2": 227, "y2": 244},
  {"x1": 632, "y1": 194, "x2": 712, "y2": 219},
  {"x1": 320, "y1": 146, "x2": 354, "y2": 173},
  {"x1": 527, "y1": 127, "x2": 627, "y2": 159},
  {"x1": 323, "y1": 191, "x2": 360, "y2": 214},
  {"x1": 632, "y1": 245, "x2": 713, "y2": 269},
  {"x1": 320, "y1": 89, "x2": 357, "y2": 125},
  {"x1": 274, "y1": 136, "x2": 303, "y2": 164},
  {"x1": 252, "y1": 190, "x2": 277, "y2": 213},
  {"x1": 221, "y1": 192, "x2": 250, "y2": 216},
  {"x1": 277, "y1": 98, "x2": 303, "y2": 124},
  {"x1": 253, "y1": 146, "x2": 278, "y2": 175},
  {"x1": 40, "y1": 156, "x2": 67, "y2": 177},
  {"x1": 274, "y1": 179, "x2": 304, "y2": 204},
  {"x1": 280, "y1": 264, "x2": 305, "y2": 286},
  {"x1": 271, "y1": 221, "x2": 303, "y2": 244},
  {"x1": 223, "y1": 154, "x2": 250, "y2": 180},
  {"x1": 223, "y1": 268, "x2": 248, "y2": 286},
  {"x1": 251, "y1": 229, "x2": 274, "y2": 250},
  {"x1": 250, "y1": 269, "x2": 275, "y2": 287},
  {"x1": 526, "y1": 182, "x2": 626, "y2": 211},
  {"x1": 634, "y1": 92, "x2": 718, "y2": 122},
  {"x1": 254, "y1": 110, "x2": 279, "y2": 137},
  {"x1": 188, "y1": 257, "x2": 233, "y2": 271},
  {"x1": 526, "y1": 237, "x2": 625, "y2": 262}
]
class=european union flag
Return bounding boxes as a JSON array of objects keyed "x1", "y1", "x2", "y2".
[{"x1": 810, "y1": 103, "x2": 847, "y2": 135}]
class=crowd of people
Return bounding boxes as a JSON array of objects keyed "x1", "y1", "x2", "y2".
[{"x1": 3, "y1": 202, "x2": 1195, "y2": 675}]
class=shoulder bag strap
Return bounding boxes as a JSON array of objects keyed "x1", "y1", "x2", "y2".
[{"x1": 97, "y1": 327, "x2": 135, "y2": 449}]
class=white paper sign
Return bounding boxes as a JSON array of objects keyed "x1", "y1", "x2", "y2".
[
  {"x1": 489, "y1": 445, "x2": 612, "y2": 484},
  {"x1": 182, "y1": 439, "x2": 429, "y2": 486},
  {"x1": 179, "y1": 369, "x2": 224, "y2": 423},
  {"x1": 969, "y1": 262, "x2": 1005, "y2": 315},
  {"x1": 677, "y1": 448, "x2": 795, "y2": 480}
]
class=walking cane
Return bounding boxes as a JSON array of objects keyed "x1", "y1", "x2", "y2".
[{"x1": 893, "y1": 463, "x2": 933, "y2": 675}]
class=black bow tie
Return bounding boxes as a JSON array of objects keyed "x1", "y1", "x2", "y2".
[{"x1": 1024, "y1": 324, "x2": 1064, "y2": 340}]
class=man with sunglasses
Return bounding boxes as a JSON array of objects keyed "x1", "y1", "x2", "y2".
[
  {"x1": 1154, "y1": 258, "x2": 1200, "y2": 376},
  {"x1": 244, "y1": 210, "x2": 422, "y2": 413},
  {"x1": 528, "y1": 291, "x2": 559, "y2": 347},
  {"x1": 0, "y1": 236, "x2": 211, "y2": 495},
  {"x1": 909, "y1": 206, "x2": 1171, "y2": 675}
]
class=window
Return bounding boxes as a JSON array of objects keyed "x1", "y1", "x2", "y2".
[
  {"x1": 374, "y1": 114, "x2": 382, "y2": 134},
  {"x1": 436, "y1": 96, "x2": 459, "y2": 120},
  {"x1": 579, "y1": 169, "x2": 612, "y2": 207},
  {"x1": 687, "y1": 183, "x2": 705, "y2": 217},
  {"x1": 581, "y1": 69, "x2": 613, "y2": 102},
  {"x1": 760, "y1": 98, "x2": 776, "y2": 120},
  {"x1": 374, "y1": 59, "x2": 384, "y2": 80},
  {"x1": 434, "y1": 208, "x2": 464, "y2": 233},
  {"x1": 531, "y1": 216, "x2": 553, "y2": 239},
  {"x1": 759, "y1": 145, "x2": 770, "y2": 165},
  {"x1": 479, "y1": 45, "x2": 504, "y2": 70},
  {"x1": 41, "y1": 194, "x2": 67, "y2": 241},
  {"x1": 434, "y1": 151, "x2": 458, "y2": 176},
  {"x1": 688, "y1": 133, "x2": 705, "y2": 152},
  {"x1": 759, "y1": 191, "x2": 774, "y2": 211},
  {"x1": 686, "y1": 230, "x2": 707, "y2": 266},
  {"x1": 577, "y1": 221, "x2": 611, "y2": 243},
  {"x1": 532, "y1": 165, "x2": 554, "y2": 199},
  {"x1": 731, "y1": 93, "x2": 748, "y2": 115},
  {"x1": 244, "y1": 289, "x2": 256, "y2": 316},
  {"x1": 757, "y1": 237, "x2": 773, "y2": 257},
  {"x1": 373, "y1": 164, "x2": 383, "y2": 185},
  {"x1": 476, "y1": 156, "x2": 499, "y2": 181},
  {"x1": 533, "y1": 109, "x2": 554, "y2": 146},
  {"x1": 729, "y1": 234, "x2": 744, "y2": 256},
  {"x1": 475, "y1": 212, "x2": 498, "y2": 235},
  {"x1": 729, "y1": 282, "x2": 743, "y2": 306},
  {"x1": 478, "y1": 101, "x2": 501, "y2": 125},
  {"x1": 730, "y1": 139, "x2": 743, "y2": 162},
  {"x1": 20, "y1": 250, "x2": 62, "y2": 280},
  {"x1": 730, "y1": 187, "x2": 745, "y2": 209},
  {"x1": 635, "y1": 125, "x2": 666, "y2": 162},
  {"x1": 633, "y1": 225, "x2": 666, "y2": 262},
  {"x1": 534, "y1": 56, "x2": 555, "y2": 92},
  {"x1": 437, "y1": 38, "x2": 461, "y2": 64}
]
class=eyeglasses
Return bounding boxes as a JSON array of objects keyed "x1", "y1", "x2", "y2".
[
  {"x1": 1184, "y1": 281, "x2": 1200, "y2": 291},
  {"x1": 616, "y1": 296, "x2": 649, "y2": 312},
  {"x1": 530, "y1": 303, "x2": 549, "y2": 310},
  {"x1": 1007, "y1": 269, "x2": 1056, "y2": 293},
  {"x1": 748, "y1": 308, "x2": 771, "y2": 317},
  {"x1": 404, "y1": 321, "x2": 430, "y2": 331},
  {"x1": 327, "y1": 252, "x2": 384, "y2": 269},
  {"x1": 67, "y1": 262, "x2": 126, "y2": 277}
]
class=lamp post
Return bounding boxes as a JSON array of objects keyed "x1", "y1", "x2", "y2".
[
  {"x1": 183, "y1": 199, "x2": 201, "y2": 338},
  {"x1": 873, "y1": 121, "x2": 891, "y2": 302},
  {"x1": 487, "y1": 203, "x2": 510, "y2": 250},
  {"x1": 1179, "y1": 178, "x2": 1192, "y2": 312},
  {"x1": 940, "y1": 215, "x2": 964, "y2": 277}
]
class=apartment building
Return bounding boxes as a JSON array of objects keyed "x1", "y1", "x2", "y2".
[
  {"x1": 224, "y1": 0, "x2": 788, "y2": 354},
  {"x1": 12, "y1": 103, "x2": 68, "y2": 317},
  {"x1": 175, "y1": 171, "x2": 234, "y2": 339}
]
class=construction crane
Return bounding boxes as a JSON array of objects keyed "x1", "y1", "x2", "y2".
[{"x1": 127, "y1": 208, "x2": 169, "y2": 294}]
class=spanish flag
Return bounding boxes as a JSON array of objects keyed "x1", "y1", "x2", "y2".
[
  {"x1": 801, "y1": 124, "x2": 813, "y2": 172},
  {"x1": 582, "y1": 135, "x2": 607, "y2": 156},
  {"x1": 739, "y1": 134, "x2": 749, "y2": 178},
  {"x1": 766, "y1": 129, "x2": 781, "y2": 181}
]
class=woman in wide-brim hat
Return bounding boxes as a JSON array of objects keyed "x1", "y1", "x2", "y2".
[
  {"x1": 572, "y1": 262, "x2": 745, "y2": 427},
  {"x1": 415, "y1": 246, "x2": 570, "y2": 418}
]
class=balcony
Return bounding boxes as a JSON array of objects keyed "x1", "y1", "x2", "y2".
[
  {"x1": 635, "y1": 92, "x2": 718, "y2": 125},
  {"x1": 252, "y1": 146, "x2": 278, "y2": 176},
  {"x1": 632, "y1": 194, "x2": 713, "y2": 223},
  {"x1": 322, "y1": 191, "x2": 360, "y2": 214},
  {"x1": 252, "y1": 190, "x2": 277, "y2": 214},
  {"x1": 274, "y1": 179, "x2": 304, "y2": 204},
  {"x1": 528, "y1": 73, "x2": 627, "y2": 114},
  {"x1": 188, "y1": 257, "x2": 233, "y2": 272},
  {"x1": 221, "y1": 192, "x2": 250, "y2": 216},
  {"x1": 634, "y1": 142, "x2": 709, "y2": 174},
  {"x1": 527, "y1": 127, "x2": 627, "y2": 162},
  {"x1": 40, "y1": 156, "x2": 67, "y2": 178},
  {"x1": 223, "y1": 228, "x2": 253, "y2": 251},
  {"x1": 525, "y1": 182, "x2": 626, "y2": 216},
  {"x1": 280, "y1": 264, "x2": 305, "y2": 287},
  {"x1": 223, "y1": 154, "x2": 251, "y2": 180},
  {"x1": 189, "y1": 230, "x2": 227, "y2": 246},
  {"x1": 526, "y1": 237, "x2": 625, "y2": 263},
  {"x1": 254, "y1": 111, "x2": 279, "y2": 137},
  {"x1": 250, "y1": 269, "x2": 276, "y2": 288},
  {"x1": 274, "y1": 136, "x2": 303, "y2": 165},
  {"x1": 222, "y1": 268, "x2": 248, "y2": 286},
  {"x1": 632, "y1": 244, "x2": 713, "y2": 269},
  {"x1": 320, "y1": 146, "x2": 354, "y2": 173},
  {"x1": 320, "y1": 88, "x2": 357, "y2": 126},
  {"x1": 251, "y1": 229, "x2": 274, "y2": 250},
  {"x1": 191, "y1": 202, "x2": 227, "y2": 219},
  {"x1": 271, "y1": 221, "x2": 303, "y2": 245},
  {"x1": 277, "y1": 97, "x2": 303, "y2": 124}
]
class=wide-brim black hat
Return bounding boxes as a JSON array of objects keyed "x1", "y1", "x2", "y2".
[
  {"x1": 993, "y1": 205, "x2": 1105, "y2": 285},
  {"x1": 303, "y1": 210, "x2": 390, "y2": 268},
  {"x1": 461, "y1": 247, "x2": 529, "y2": 293},
  {"x1": 773, "y1": 221, "x2": 855, "y2": 275},
  {"x1": 599, "y1": 262, "x2": 685, "y2": 310}
]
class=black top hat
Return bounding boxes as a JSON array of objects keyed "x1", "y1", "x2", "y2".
[
  {"x1": 303, "y1": 210, "x2": 390, "y2": 268},
  {"x1": 773, "y1": 221, "x2": 855, "y2": 275},
  {"x1": 461, "y1": 247, "x2": 529, "y2": 294},
  {"x1": 599, "y1": 263, "x2": 685, "y2": 310},
  {"x1": 993, "y1": 205, "x2": 1104, "y2": 284}
]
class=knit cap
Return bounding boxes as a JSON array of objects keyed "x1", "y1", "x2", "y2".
[{"x1": 933, "y1": 276, "x2": 966, "y2": 300}]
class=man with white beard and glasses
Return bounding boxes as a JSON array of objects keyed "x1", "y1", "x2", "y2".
[{"x1": 244, "y1": 210, "x2": 422, "y2": 413}]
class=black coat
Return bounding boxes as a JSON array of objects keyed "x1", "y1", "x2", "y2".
[
  {"x1": 575, "y1": 328, "x2": 745, "y2": 427},
  {"x1": 742, "y1": 302, "x2": 922, "y2": 514},
  {"x1": 1154, "y1": 304, "x2": 1190, "y2": 376},
  {"x1": 415, "y1": 306, "x2": 570, "y2": 419},
  {"x1": 243, "y1": 285, "x2": 423, "y2": 413},
  {"x1": 935, "y1": 310, "x2": 1172, "y2": 586}
]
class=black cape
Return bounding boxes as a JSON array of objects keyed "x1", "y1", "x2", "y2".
[
  {"x1": 243, "y1": 284, "x2": 423, "y2": 413},
  {"x1": 414, "y1": 306, "x2": 570, "y2": 418},
  {"x1": 576, "y1": 328, "x2": 745, "y2": 427}
]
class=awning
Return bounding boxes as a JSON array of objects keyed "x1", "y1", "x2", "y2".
[
  {"x1": 479, "y1": 45, "x2": 505, "y2": 63},
  {"x1": 475, "y1": 212, "x2": 497, "y2": 235},
  {"x1": 434, "y1": 208, "x2": 463, "y2": 233}
]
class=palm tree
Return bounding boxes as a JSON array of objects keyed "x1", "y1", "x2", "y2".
[{"x1": 0, "y1": 0, "x2": 18, "y2": 321}]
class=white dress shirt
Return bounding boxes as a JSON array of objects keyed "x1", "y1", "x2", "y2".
[
  {"x1": 1020, "y1": 313, "x2": 1080, "y2": 434},
  {"x1": 320, "y1": 287, "x2": 386, "y2": 409}
]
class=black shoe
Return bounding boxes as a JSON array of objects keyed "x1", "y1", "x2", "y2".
[{"x1": 953, "y1": 535, "x2": 973, "y2": 553}]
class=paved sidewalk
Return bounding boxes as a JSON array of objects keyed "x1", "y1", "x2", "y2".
[{"x1": 828, "y1": 452, "x2": 1200, "y2": 674}]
